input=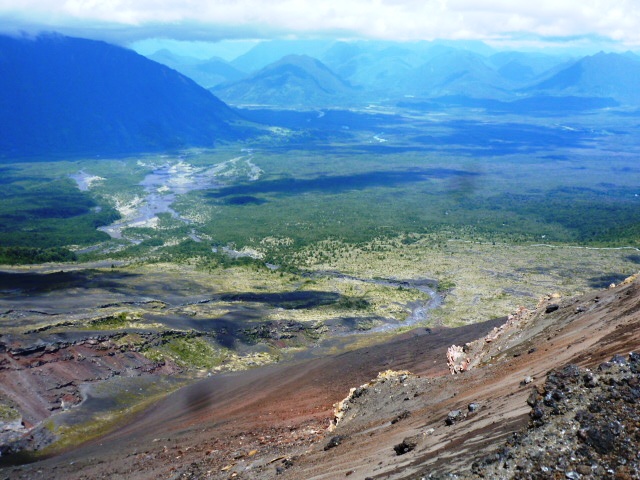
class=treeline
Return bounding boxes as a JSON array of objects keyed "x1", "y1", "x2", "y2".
[
  {"x1": 0, "y1": 246, "x2": 77, "y2": 264},
  {"x1": 0, "y1": 177, "x2": 121, "y2": 249}
]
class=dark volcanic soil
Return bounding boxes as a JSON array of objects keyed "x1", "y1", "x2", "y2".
[
  {"x1": 2, "y1": 275, "x2": 640, "y2": 480},
  {"x1": 467, "y1": 355, "x2": 640, "y2": 479}
]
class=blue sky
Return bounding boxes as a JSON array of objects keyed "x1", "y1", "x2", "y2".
[{"x1": 1, "y1": 0, "x2": 639, "y2": 58}]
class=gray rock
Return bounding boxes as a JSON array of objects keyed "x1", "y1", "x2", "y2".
[
  {"x1": 324, "y1": 435, "x2": 346, "y2": 451},
  {"x1": 521, "y1": 376, "x2": 533, "y2": 385},
  {"x1": 446, "y1": 410, "x2": 463, "y2": 425},
  {"x1": 545, "y1": 304, "x2": 560, "y2": 313},
  {"x1": 391, "y1": 410, "x2": 411, "y2": 424},
  {"x1": 583, "y1": 372, "x2": 598, "y2": 388},
  {"x1": 393, "y1": 434, "x2": 422, "y2": 455}
]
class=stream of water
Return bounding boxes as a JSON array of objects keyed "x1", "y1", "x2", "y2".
[
  {"x1": 96, "y1": 161, "x2": 222, "y2": 240},
  {"x1": 306, "y1": 270, "x2": 444, "y2": 333}
]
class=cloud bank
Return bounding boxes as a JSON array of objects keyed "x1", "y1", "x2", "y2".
[{"x1": 1, "y1": 0, "x2": 639, "y2": 47}]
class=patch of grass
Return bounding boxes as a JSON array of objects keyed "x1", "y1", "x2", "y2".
[
  {"x1": 114, "y1": 333, "x2": 146, "y2": 348},
  {"x1": 437, "y1": 279, "x2": 456, "y2": 293},
  {"x1": 143, "y1": 335, "x2": 228, "y2": 370},
  {"x1": 336, "y1": 295, "x2": 371, "y2": 310},
  {"x1": 0, "y1": 403, "x2": 20, "y2": 422},
  {"x1": 87, "y1": 312, "x2": 133, "y2": 330},
  {"x1": 298, "y1": 235, "x2": 639, "y2": 326}
]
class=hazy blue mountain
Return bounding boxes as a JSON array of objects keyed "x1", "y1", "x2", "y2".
[
  {"x1": 148, "y1": 49, "x2": 246, "y2": 88},
  {"x1": 320, "y1": 41, "x2": 370, "y2": 80},
  {"x1": 148, "y1": 48, "x2": 202, "y2": 67},
  {"x1": 488, "y1": 51, "x2": 573, "y2": 84},
  {"x1": 527, "y1": 52, "x2": 640, "y2": 104},
  {"x1": 320, "y1": 41, "x2": 499, "y2": 93},
  {"x1": 429, "y1": 39, "x2": 496, "y2": 56},
  {"x1": 319, "y1": 42, "x2": 516, "y2": 98},
  {"x1": 230, "y1": 40, "x2": 334, "y2": 73},
  {"x1": 401, "y1": 50, "x2": 512, "y2": 99},
  {"x1": 320, "y1": 42, "x2": 428, "y2": 92},
  {"x1": 622, "y1": 51, "x2": 640, "y2": 60},
  {"x1": 230, "y1": 39, "x2": 495, "y2": 78},
  {"x1": 213, "y1": 54, "x2": 358, "y2": 107},
  {"x1": 0, "y1": 34, "x2": 248, "y2": 158}
]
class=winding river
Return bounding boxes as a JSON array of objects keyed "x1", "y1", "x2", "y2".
[{"x1": 306, "y1": 270, "x2": 444, "y2": 333}]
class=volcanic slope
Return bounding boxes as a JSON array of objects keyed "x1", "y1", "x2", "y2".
[{"x1": 2, "y1": 274, "x2": 639, "y2": 479}]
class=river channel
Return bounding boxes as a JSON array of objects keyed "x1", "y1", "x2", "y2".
[
  {"x1": 97, "y1": 161, "x2": 222, "y2": 240},
  {"x1": 306, "y1": 271, "x2": 443, "y2": 334}
]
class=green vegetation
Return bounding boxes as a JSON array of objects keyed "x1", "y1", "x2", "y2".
[
  {"x1": 0, "y1": 170, "x2": 120, "y2": 254},
  {"x1": 1, "y1": 108, "x2": 639, "y2": 331},
  {"x1": 142, "y1": 334, "x2": 228, "y2": 370},
  {"x1": 336, "y1": 295, "x2": 370, "y2": 310},
  {"x1": 88, "y1": 312, "x2": 137, "y2": 330},
  {"x1": 0, "y1": 246, "x2": 77, "y2": 264},
  {"x1": 437, "y1": 279, "x2": 456, "y2": 293},
  {"x1": 3, "y1": 108, "x2": 640, "y2": 263},
  {"x1": 0, "y1": 403, "x2": 20, "y2": 422}
]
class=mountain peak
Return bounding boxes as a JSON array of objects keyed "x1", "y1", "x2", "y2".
[
  {"x1": 528, "y1": 50, "x2": 640, "y2": 104},
  {"x1": 213, "y1": 54, "x2": 356, "y2": 107}
]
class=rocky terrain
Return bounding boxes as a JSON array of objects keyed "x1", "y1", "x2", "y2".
[
  {"x1": 1, "y1": 273, "x2": 639, "y2": 479},
  {"x1": 0, "y1": 330, "x2": 186, "y2": 456},
  {"x1": 468, "y1": 355, "x2": 640, "y2": 479}
]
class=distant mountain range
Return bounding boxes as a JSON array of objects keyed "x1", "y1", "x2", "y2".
[
  {"x1": 212, "y1": 54, "x2": 358, "y2": 107},
  {"x1": 147, "y1": 49, "x2": 246, "y2": 88},
  {"x1": 398, "y1": 49, "x2": 513, "y2": 99},
  {"x1": 3, "y1": 33, "x2": 638, "y2": 160},
  {"x1": 0, "y1": 34, "x2": 250, "y2": 158},
  {"x1": 526, "y1": 51, "x2": 640, "y2": 104},
  {"x1": 146, "y1": 39, "x2": 640, "y2": 109},
  {"x1": 229, "y1": 39, "x2": 334, "y2": 73}
]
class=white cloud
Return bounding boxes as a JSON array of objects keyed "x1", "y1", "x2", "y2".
[{"x1": 1, "y1": 0, "x2": 640, "y2": 47}]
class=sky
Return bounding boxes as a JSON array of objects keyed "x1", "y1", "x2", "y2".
[{"x1": 1, "y1": 0, "x2": 639, "y2": 58}]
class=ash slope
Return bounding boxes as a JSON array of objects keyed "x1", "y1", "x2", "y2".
[{"x1": 2, "y1": 274, "x2": 640, "y2": 479}]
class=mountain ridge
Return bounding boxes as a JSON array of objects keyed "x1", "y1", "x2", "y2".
[
  {"x1": 212, "y1": 54, "x2": 358, "y2": 107},
  {"x1": 0, "y1": 33, "x2": 250, "y2": 158},
  {"x1": 526, "y1": 51, "x2": 640, "y2": 103},
  {"x1": 145, "y1": 39, "x2": 640, "y2": 108},
  {"x1": 147, "y1": 49, "x2": 246, "y2": 88}
]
